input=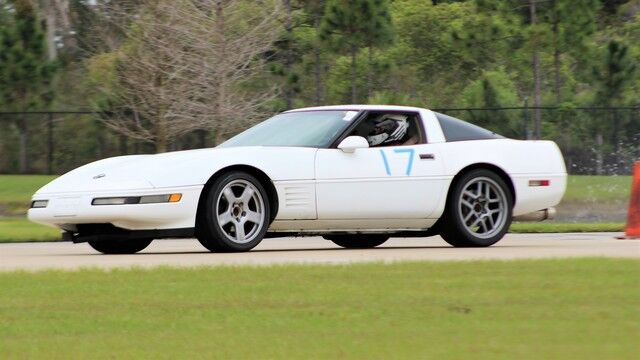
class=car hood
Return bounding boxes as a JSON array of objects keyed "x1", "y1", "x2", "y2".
[
  {"x1": 35, "y1": 148, "x2": 225, "y2": 195},
  {"x1": 35, "y1": 145, "x2": 318, "y2": 196}
]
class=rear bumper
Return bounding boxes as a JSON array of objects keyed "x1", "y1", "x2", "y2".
[
  {"x1": 28, "y1": 185, "x2": 203, "y2": 231},
  {"x1": 512, "y1": 173, "x2": 567, "y2": 216}
]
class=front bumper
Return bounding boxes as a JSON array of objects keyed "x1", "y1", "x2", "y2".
[
  {"x1": 62, "y1": 224, "x2": 195, "y2": 243},
  {"x1": 28, "y1": 185, "x2": 203, "y2": 231}
]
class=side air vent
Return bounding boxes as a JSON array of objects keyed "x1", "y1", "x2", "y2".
[
  {"x1": 284, "y1": 186, "x2": 312, "y2": 208},
  {"x1": 275, "y1": 183, "x2": 316, "y2": 219}
]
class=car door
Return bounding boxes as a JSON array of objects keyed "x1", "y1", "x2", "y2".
[{"x1": 315, "y1": 113, "x2": 447, "y2": 220}]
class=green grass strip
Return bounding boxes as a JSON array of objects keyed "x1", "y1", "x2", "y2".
[
  {"x1": 0, "y1": 175, "x2": 57, "y2": 216},
  {"x1": 562, "y1": 175, "x2": 631, "y2": 203},
  {"x1": 0, "y1": 259, "x2": 638, "y2": 359},
  {"x1": 0, "y1": 218, "x2": 61, "y2": 242},
  {"x1": 0, "y1": 175, "x2": 57, "y2": 203},
  {"x1": 510, "y1": 222, "x2": 625, "y2": 233}
]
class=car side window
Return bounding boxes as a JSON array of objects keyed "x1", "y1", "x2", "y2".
[{"x1": 349, "y1": 112, "x2": 423, "y2": 148}]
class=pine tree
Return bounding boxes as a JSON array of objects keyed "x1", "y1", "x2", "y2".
[
  {"x1": 0, "y1": 0, "x2": 56, "y2": 173},
  {"x1": 364, "y1": 0, "x2": 393, "y2": 100},
  {"x1": 593, "y1": 41, "x2": 636, "y2": 107},
  {"x1": 299, "y1": 0, "x2": 328, "y2": 105},
  {"x1": 470, "y1": 0, "x2": 602, "y2": 138},
  {"x1": 548, "y1": 0, "x2": 600, "y2": 103},
  {"x1": 281, "y1": 0, "x2": 297, "y2": 110},
  {"x1": 591, "y1": 40, "x2": 636, "y2": 174},
  {"x1": 320, "y1": 0, "x2": 394, "y2": 103}
]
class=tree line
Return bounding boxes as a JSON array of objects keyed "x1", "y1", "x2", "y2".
[{"x1": 0, "y1": 0, "x2": 638, "y2": 174}]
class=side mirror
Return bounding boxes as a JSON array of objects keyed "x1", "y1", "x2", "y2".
[{"x1": 338, "y1": 136, "x2": 369, "y2": 153}]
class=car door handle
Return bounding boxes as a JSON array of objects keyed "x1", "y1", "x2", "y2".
[{"x1": 419, "y1": 153, "x2": 435, "y2": 160}]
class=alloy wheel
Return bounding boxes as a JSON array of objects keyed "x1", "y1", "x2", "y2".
[
  {"x1": 457, "y1": 176, "x2": 509, "y2": 239},
  {"x1": 215, "y1": 179, "x2": 266, "y2": 244}
]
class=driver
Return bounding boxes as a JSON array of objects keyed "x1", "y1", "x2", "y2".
[{"x1": 366, "y1": 114, "x2": 409, "y2": 146}]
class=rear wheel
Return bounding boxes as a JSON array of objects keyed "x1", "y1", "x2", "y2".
[
  {"x1": 440, "y1": 169, "x2": 513, "y2": 247},
  {"x1": 88, "y1": 238, "x2": 153, "y2": 254},
  {"x1": 324, "y1": 234, "x2": 389, "y2": 249},
  {"x1": 197, "y1": 171, "x2": 270, "y2": 252}
]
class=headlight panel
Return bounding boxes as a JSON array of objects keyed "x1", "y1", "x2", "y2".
[
  {"x1": 92, "y1": 193, "x2": 182, "y2": 206},
  {"x1": 92, "y1": 197, "x2": 139, "y2": 205},
  {"x1": 31, "y1": 200, "x2": 49, "y2": 208}
]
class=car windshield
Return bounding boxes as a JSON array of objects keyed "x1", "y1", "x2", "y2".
[{"x1": 219, "y1": 110, "x2": 358, "y2": 148}]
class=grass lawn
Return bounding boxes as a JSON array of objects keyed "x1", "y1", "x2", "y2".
[
  {"x1": 563, "y1": 175, "x2": 631, "y2": 203},
  {"x1": 0, "y1": 259, "x2": 638, "y2": 359},
  {"x1": 0, "y1": 175, "x2": 56, "y2": 216},
  {"x1": 510, "y1": 222, "x2": 625, "y2": 233},
  {"x1": 0, "y1": 218, "x2": 60, "y2": 242}
]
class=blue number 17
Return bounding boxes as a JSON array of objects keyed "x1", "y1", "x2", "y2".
[{"x1": 379, "y1": 148, "x2": 415, "y2": 176}]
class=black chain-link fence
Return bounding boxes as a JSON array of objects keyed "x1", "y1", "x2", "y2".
[{"x1": 1, "y1": 107, "x2": 639, "y2": 175}]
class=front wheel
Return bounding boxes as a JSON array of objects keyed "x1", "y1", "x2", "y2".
[
  {"x1": 197, "y1": 171, "x2": 270, "y2": 252},
  {"x1": 88, "y1": 238, "x2": 153, "y2": 254},
  {"x1": 324, "y1": 234, "x2": 389, "y2": 249},
  {"x1": 440, "y1": 169, "x2": 513, "y2": 247}
]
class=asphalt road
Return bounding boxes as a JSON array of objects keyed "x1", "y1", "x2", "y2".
[{"x1": 1, "y1": 232, "x2": 638, "y2": 271}]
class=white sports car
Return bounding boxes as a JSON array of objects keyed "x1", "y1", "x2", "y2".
[{"x1": 28, "y1": 105, "x2": 566, "y2": 254}]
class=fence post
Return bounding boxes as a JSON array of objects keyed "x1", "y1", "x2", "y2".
[
  {"x1": 47, "y1": 112, "x2": 54, "y2": 174},
  {"x1": 523, "y1": 97, "x2": 530, "y2": 139},
  {"x1": 613, "y1": 109, "x2": 620, "y2": 174}
]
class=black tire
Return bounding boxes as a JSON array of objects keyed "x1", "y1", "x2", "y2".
[
  {"x1": 324, "y1": 234, "x2": 389, "y2": 249},
  {"x1": 440, "y1": 169, "x2": 513, "y2": 247},
  {"x1": 88, "y1": 238, "x2": 153, "y2": 254},
  {"x1": 197, "y1": 171, "x2": 270, "y2": 252}
]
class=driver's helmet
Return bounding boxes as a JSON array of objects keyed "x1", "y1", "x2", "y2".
[{"x1": 366, "y1": 114, "x2": 409, "y2": 146}]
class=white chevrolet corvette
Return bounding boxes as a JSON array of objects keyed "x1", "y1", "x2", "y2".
[{"x1": 29, "y1": 105, "x2": 566, "y2": 254}]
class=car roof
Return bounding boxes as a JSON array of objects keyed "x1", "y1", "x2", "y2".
[{"x1": 285, "y1": 105, "x2": 429, "y2": 113}]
